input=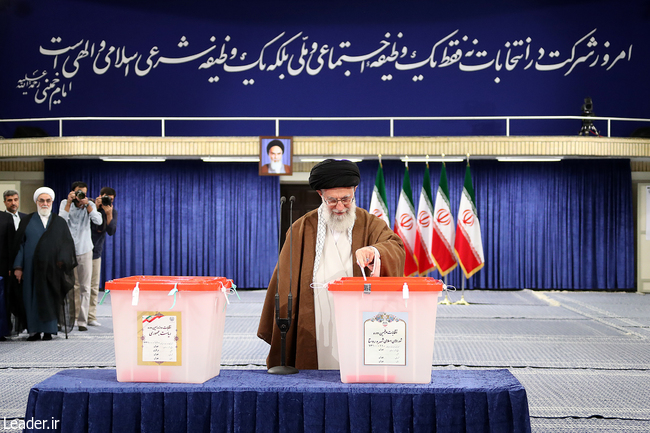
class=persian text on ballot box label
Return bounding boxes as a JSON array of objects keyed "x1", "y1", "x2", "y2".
[
  {"x1": 363, "y1": 312, "x2": 407, "y2": 366},
  {"x1": 137, "y1": 311, "x2": 182, "y2": 366}
]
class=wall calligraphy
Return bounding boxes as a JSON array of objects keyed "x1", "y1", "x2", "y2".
[{"x1": 16, "y1": 29, "x2": 633, "y2": 110}]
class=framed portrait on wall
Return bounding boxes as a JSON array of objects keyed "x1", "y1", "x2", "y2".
[{"x1": 259, "y1": 136, "x2": 293, "y2": 176}]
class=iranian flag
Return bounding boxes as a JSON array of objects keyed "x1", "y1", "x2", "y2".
[
  {"x1": 454, "y1": 163, "x2": 485, "y2": 278},
  {"x1": 431, "y1": 163, "x2": 458, "y2": 276},
  {"x1": 368, "y1": 163, "x2": 390, "y2": 227},
  {"x1": 414, "y1": 165, "x2": 436, "y2": 275},
  {"x1": 394, "y1": 168, "x2": 419, "y2": 276}
]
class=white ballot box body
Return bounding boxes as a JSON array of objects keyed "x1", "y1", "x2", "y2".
[
  {"x1": 106, "y1": 276, "x2": 232, "y2": 383},
  {"x1": 329, "y1": 277, "x2": 443, "y2": 384}
]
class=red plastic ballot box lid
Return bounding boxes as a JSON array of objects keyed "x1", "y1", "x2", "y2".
[
  {"x1": 327, "y1": 277, "x2": 443, "y2": 292},
  {"x1": 105, "y1": 276, "x2": 232, "y2": 291}
]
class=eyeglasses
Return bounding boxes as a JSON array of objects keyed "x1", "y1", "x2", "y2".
[
  {"x1": 323, "y1": 196, "x2": 355, "y2": 207},
  {"x1": 37, "y1": 199, "x2": 52, "y2": 204}
]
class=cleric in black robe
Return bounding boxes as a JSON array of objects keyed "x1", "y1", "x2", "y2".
[{"x1": 13, "y1": 187, "x2": 77, "y2": 340}]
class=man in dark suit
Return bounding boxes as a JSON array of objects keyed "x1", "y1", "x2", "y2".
[
  {"x1": 0, "y1": 211, "x2": 14, "y2": 274},
  {"x1": 0, "y1": 211, "x2": 14, "y2": 340},
  {"x1": 2, "y1": 189, "x2": 27, "y2": 339},
  {"x1": 4, "y1": 189, "x2": 26, "y2": 230}
]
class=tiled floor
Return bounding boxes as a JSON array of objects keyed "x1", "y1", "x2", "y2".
[{"x1": 1, "y1": 288, "x2": 649, "y2": 432}]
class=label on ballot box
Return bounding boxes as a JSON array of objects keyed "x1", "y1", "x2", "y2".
[
  {"x1": 328, "y1": 277, "x2": 443, "y2": 384},
  {"x1": 363, "y1": 312, "x2": 407, "y2": 365},
  {"x1": 139, "y1": 312, "x2": 182, "y2": 366}
]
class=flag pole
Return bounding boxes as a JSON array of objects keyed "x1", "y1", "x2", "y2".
[
  {"x1": 439, "y1": 275, "x2": 452, "y2": 304},
  {"x1": 453, "y1": 153, "x2": 472, "y2": 305},
  {"x1": 453, "y1": 275, "x2": 470, "y2": 305},
  {"x1": 437, "y1": 152, "x2": 453, "y2": 304},
  {"x1": 425, "y1": 154, "x2": 430, "y2": 278},
  {"x1": 395, "y1": 158, "x2": 419, "y2": 277}
]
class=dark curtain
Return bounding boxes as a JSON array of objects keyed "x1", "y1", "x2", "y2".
[
  {"x1": 44, "y1": 158, "x2": 634, "y2": 290},
  {"x1": 356, "y1": 159, "x2": 634, "y2": 290},
  {"x1": 44, "y1": 160, "x2": 280, "y2": 289}
]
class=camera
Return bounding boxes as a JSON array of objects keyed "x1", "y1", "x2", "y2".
[
  {"x1": 75, "y1": 190, "x2": 86, "y2": 200},
  {"x1": 101, "y1": 196, "x2": 112, "y2": 206},
  {"x1": 579, "y1": 97, "x2": 599, "y2": 136}
]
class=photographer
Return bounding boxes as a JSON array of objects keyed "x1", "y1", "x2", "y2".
[
  {"x1": 88, "y1": 187, "x2": 117, "y2": 327},
  {"x1": 60, "y1": 181, "x2": 102, "y2": 331}
]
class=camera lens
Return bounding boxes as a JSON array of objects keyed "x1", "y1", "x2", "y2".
[
  {"x1": 75, "y1": 190, "x2": 86, "y2": 200},
  {"x1": 101, "y1": 196, "x2": 112, "y2": 206}
]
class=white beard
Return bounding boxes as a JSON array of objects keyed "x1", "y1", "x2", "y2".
[
  {"x1": 321, "y1": 201, "x2": 356, "y2": 233},
  {"x1": 269, "y1": 160, "x2": 284, "y2": 173},
  {"x1": 38, "y1": 207, "x2": 52, "y2": 218}
]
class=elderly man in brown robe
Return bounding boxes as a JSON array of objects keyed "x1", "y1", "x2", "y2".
[{"x1": 258, "y1": 159, "x2": 405, "y2": 370}]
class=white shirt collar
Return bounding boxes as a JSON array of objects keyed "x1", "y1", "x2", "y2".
[
  {"x1": 39, "y1": 213, "x2": 49, "y2": 228},
  {"x1": 8, "y1": 211, "x2": 20, "y2": 230}
]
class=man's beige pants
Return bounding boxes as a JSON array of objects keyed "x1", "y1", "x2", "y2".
[
  {"x1": 89, "y1": 258, "x2": 101, "y2": 322},
  {"x1": 68, "y1": 251, "x2": 93, "y2": 327}
]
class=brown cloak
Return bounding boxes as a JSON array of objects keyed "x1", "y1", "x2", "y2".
[{"x1": 257, "y1": 207, "x2": 406, "y2": 369}]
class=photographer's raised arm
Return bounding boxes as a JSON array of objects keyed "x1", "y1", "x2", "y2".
[
  {"x1": 97, "y1": 196, "x2": 114, "y2": 227},
  {"x1": 59, "y1": 194, "x2": 74, "y2": 221},
  {"x1": 63, "y1": 191, "x2": 75, "y2": 212},
  {"x1": 87, "y1": 201, "x2": 103, "y2": 225},
  {"x1": 104, "y1": 206, "x2": 116, "y2": 235}
]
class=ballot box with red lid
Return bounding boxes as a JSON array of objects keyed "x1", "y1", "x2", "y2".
[
  {"x1": 328, "y1": 277, "x2": 443, "y2": 384},
  {"x1": 105, "y1": 276, "x2": 234, "y2": 383}
]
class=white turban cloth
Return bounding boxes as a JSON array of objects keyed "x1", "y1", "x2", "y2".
[{"x1": 33, "y1": 187, "x2": 55, "y2": 203}]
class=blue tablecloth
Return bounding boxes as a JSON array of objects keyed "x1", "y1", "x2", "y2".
[{"x1": 24, "y1": 369, "x2": 531, "y2": 433}]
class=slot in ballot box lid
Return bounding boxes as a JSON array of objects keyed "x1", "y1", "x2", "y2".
[
  {"x1": 327, "y1": 277, "x2": 443, "y2": 292},
  {"x1": 106, "y1": 275, "x2": 232, "y2": 292}
]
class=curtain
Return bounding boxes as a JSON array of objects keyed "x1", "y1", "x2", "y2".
[
  {"x1": 44, "y1": 160, "x2": 279, "y2": 288},
  {"x1": 356, "y1": 159, "x2": 634, "y2": 290},
  {"x1": 44, "y1": 158, "x2": 634, "y2": 290}
]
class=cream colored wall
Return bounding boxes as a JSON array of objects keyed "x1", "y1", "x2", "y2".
[
  {"x1": 0, "y1": 172, "x2": 44, "y2": 214},
  {"x1": 634, "y1": 177, "x2": 650, "y2": 293},
  {"x1": 2, "y1": 136, "x2": 650, "y2": 160}
]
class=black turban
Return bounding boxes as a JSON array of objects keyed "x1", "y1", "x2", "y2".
[
  {"x1": 267, "y1": 139, "x2": 284, "y2": 154},
  {"x1": 309, "y1": 159, "x2": 361, "y2": 190}
]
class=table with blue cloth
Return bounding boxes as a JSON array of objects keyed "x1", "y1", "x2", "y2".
[{"x1": 24, "y1": 369, "x2": 531, "y2": 433}]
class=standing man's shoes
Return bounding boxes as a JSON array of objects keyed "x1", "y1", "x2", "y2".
[{"x1": 26, "y1": 333, "x2": 42, "y2": 341}]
